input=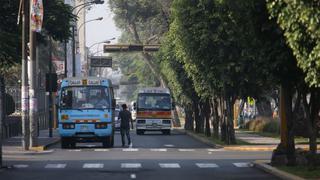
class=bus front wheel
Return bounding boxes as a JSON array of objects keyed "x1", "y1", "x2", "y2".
[{"x1": 102, "y1": 136, "x2": 113, "y2": 148}]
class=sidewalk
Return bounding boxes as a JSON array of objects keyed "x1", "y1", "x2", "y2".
[{"x1": 2, "y1": 129, "x2": 60, "y2": 154}]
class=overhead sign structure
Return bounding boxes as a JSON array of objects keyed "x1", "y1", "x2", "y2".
[
  {"x1": 103, "y1": 44, "x2": 160, "y2": 53},
  {"x1": 90, "y1": 56, "x2": 112, "y2": 67}
]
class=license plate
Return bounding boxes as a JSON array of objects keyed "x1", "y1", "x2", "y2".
[{"x1": 81, "y1": 125, "x2": 88, "y2": 131}]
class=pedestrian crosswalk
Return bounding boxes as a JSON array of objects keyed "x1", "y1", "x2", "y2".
[
  {"x1": 64, "y1": 148, "x2": 225, "y2": 153},
  {"x1": 11, "y1": 162, "x2": 252, "y2": 169}
]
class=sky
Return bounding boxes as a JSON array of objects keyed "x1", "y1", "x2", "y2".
[{"x1": 85, "y1": 2, "x2": 122, "y2": 55}]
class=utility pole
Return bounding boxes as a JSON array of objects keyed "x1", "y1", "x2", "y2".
[
  {"x1": 64, "y1": 40, "x2": 68, "y2": 77},
  {"x1": 29, "y1": 0, "x2": 38, "y2": 148},
  {"x1": 72, "y1": 26, "x2": 76, "y2": 77},
  {"x1": 21, "y1": 0, "x2": 30, "y2": 150},
  {"x1": 48, "y1": 37, "x2": 53, "y2": 138},
  {"x1": 0, "y1": 76, "x2": 4, "y2": 168}
]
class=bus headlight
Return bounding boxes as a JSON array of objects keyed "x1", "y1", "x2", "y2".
[
  {"x1": 162, "y1": 120, "x2": 171, "y2": 124},
  {"x1": 95, "y1": 123, "x2": 108, "y2": 129},
  {"x1": 62, "y1": 123, "x2": 75, "y2": 129},
  {"x1": 137, "y1": 120, "x2": 146, "y2": 124},
  {"x1": 61, "y1": 114, "x2": 69, "y2": 120}
]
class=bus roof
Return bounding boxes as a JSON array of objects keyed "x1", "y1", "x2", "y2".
[
  {"x1": 61, "y1": 77, "x2": 113, "y2": 87},
  {"x1": 138, "y1": 87, "x2": 170, "y2": 94}
]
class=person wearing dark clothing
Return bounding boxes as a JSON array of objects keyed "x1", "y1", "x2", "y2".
[{"x1": 118, "y1": 104, "x2": 133, "y2": 147}]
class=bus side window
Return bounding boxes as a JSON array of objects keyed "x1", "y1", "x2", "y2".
[{"x1": 62, "y1": 90, "x2": 72, "y2": 108}]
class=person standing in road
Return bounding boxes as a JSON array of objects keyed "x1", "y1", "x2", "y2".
[{"x1": 118, "y1": 104, "x2": 133, "y2": 147}]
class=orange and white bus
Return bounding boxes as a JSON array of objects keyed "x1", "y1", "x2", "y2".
[{"x1": 135, "y1": 88, "x2": 173, "y2": 135}]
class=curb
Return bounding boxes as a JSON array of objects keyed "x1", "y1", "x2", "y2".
[
  {"x1": 3, "y1": 138, "x2": 60, "y2": 155},
  {"x1": 253, "y1": 160, "x2": 305, "y2": 180},
  {"x1": 178, "y1": 129, "x2": 277, "y2": 151},
  {"x1": 176, "y1": 129, "x2": 223, "y2": 149}
]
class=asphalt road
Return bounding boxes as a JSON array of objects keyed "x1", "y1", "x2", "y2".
[{"x1": 1, "y1": 130, "x2": 278, "y2": 180}]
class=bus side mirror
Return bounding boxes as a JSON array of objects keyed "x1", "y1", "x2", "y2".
[
  {"x1": 112, "y1": 99, "x2": 116, "y2": 109},
  {"x1": 172, "y1": 102, "x2": 176, "y2": 110},
  {"x1": 133, "y1": 102, "x2": 136, "y2": 110}
]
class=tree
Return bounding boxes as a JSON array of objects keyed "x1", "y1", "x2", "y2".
[{"x1": 0, "y1": 0, "x2": 75, "y2": 71}]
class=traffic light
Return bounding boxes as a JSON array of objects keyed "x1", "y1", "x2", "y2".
[
  {"x1": 103, "y1": 44, "x2": 160, "y2": 53},
  {"x1": 46, "y1": 73, "x2": 58, "y2": 92}
]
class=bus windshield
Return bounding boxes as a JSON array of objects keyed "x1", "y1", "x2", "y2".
[
  {"x1": 138, "y1": 93, "x2": 171, "y2": 111},
  {"x1": 60, "y1": 86, "x2": 110, "y2": 110}
]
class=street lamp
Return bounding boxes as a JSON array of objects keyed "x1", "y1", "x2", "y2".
[
  {"x1": 67, "y1": 0, "x2": 104, "y2": 77},
  {"x1": 78, "y1": 17, "x2": 103, "y2": 30},
  {"x1": 88, "y1": 38, "x2": 116, "y2": 49},
  {"x1": 72, "y1": 17, "x2": 103, "y2": 77}
]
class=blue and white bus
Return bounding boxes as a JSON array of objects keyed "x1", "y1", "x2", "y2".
[{"x1": 58, "y1": 77, "x2": 116, "y2": 148}]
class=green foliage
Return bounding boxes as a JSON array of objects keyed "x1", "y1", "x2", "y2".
[
  {"x1": 0, "y1": 0, "x2": 74, "y2": 71},
  {"x1": 0, "y1": 0, "x2": 21, "y2": 69},
  {"x1": 267, "y1": 0, "x2": 320, "y2": 87}
]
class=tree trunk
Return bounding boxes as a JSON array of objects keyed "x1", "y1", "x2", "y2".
[
  {"x1": 225, "y1": 96, "x2": 236, "y2": 144},
  {"x1": 256, "y1": 97, "x2": 273, "y2": 117},
  {"x1": 283, "y1": 84, "x2": 295, "y2": 166},
  {"x1": 211, "y1": 98, "x2": 219, "y2": 138},
  {"x1": 193, "y1": 100, "x2": 201, "y2": 133},
  {"x1": 184, "y1": 104, "x2": 194, "y2": 131},
  {"x1": 198, "y1": 101, "x2": 205, "y2": 134},
  {"x1": 204, "y1": 98, "x2": 211, "y2": 137},
  {"x1": 302, "y1": 88, "x2": 320, "y2": 167}
]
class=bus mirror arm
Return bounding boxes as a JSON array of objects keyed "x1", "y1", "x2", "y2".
[
  {"x1": 112, "y1": 99, "x2": 116, "y2": 109},
  {"x1": 172, "y1": 102, "x2": 176, "y2": 110}
]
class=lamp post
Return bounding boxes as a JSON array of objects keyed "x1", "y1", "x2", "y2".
[
  {"x1": 67, "y1": 0, "x2": 104, "y2": 77},
  {"x1": 72, "y1": 17, "x2": 103, "y2": 77}
]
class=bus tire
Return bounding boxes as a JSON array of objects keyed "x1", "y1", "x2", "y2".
[
  {"x1": 162, "y1": 130, "x2": 171, "y2": 135},
  {"x1": 61, "y1": 137, "x2": 69, "y2": 149},
  {"x1": 102, "y1": 136, "x2": 112, "y2": 148},
  {"x1": 136, "y1": 130, "x2": 144, "y2": 135}
]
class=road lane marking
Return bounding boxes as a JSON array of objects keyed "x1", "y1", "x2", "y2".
[
  {"x1": 178, "y1": 149, "x2": 195, "y2": 152},
  {"x1": 68, "y1": 149, "x2": 81, "y2": 152},
  {"x1": 121, "y1": 163, "x2": 142, "y2": 168},
  {"x1": 130, "y1": 174, "x2": 136, "y2": 179},
  {"x1": 159, "y1": 163, "x2": 181, "y2": 168},
  {"x1": 122, "y1": 148, "x2": 139, "y2": 152},
  {"x1": 83, "y1": 163, "x2": 104, "y2": 168},
  {"x1": 233, "y1": 162, "x2": 253, "y2": 167},
  {"x1": 208, "y1": 152, "x2": 212, "y2": 154},
  {"x1": 45, "y1": 164, "x2": 66, "y2": 169},
  {"x1": 150, "y1": 148, "x2": 167, "y2": 152},
  {"x1": 13, "y1": 164, "x2": 29, "y2": 168},
  {"x1": 94, "y1": 149, "x2": 110, "y2": 152},
  {"x1": 164, "y1": 144, "x2": 175, "y2": 147},
  {"x1": 207, "y1": 148, "x2": 224, "y2": 152},
  {"x1": 196, "y1": 163, "x2": 219, "y2": 168}
]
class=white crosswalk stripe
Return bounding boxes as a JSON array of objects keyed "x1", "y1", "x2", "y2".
[
  {"x1": 83, "y1": 163, "x2": 104, "y2": 168},
  {"x1": 13, "y1": 164, "x2": 29, "y2": 168},
  {"x1": 178, "y1": 149, "x2": 195, "y2": 152},
  {"x1": 196, "y1": 163, "x2": 219, "y2": 168},
  {"x1": 150, "y1": 148, "x2": 167, "y2": 152},
  {"x1": 45, "y1": 164, "x2": 66, "y2": 169},
  {"x1": 159, "y1": 163, "x2": 181, "y2": 168},
  {"x1": 233, "y1": 162, "x2": 253, "y2": 168},
  {"x1": 207, "y1": 148, "x2": 224, "y2": 152},
  {"x1": 94, "y1": 149, "x2": 110, "y2": 152},
  {"x1": 164, "y1": 144, "x2": 175, "y2": 147},
  {"x1": 121, "y1": 163, "x2": 142, "y2": 168},
  {"x1": 68, "y1": 149, "x2": 81, "y2": 152},
  {"x1": 122, "y1": 148, "x2": 139, "y2": 152}
]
